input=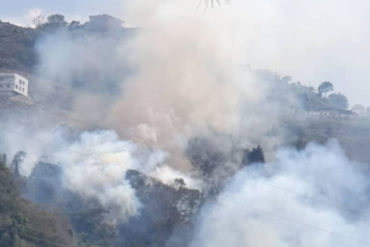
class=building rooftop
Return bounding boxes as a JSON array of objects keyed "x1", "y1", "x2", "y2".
[{"x1": 87, "y1": 14, "x2": 124, "y2": 30}]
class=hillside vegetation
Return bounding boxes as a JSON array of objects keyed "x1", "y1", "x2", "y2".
[
  {"x1": 0, "y1": 21, "x2": 38, "y2": 72},
  {"x1": 0, "y1": 162, "x2": 77, "y2": 247}
]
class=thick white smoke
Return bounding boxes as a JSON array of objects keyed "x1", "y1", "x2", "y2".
[
  {"x1": 190, "y1": 141, "x2": 370, "y2": 247},
  {"x1": 49, "y1": 130, "x2": 201, "y2": 223},
  {"x1": 0, "y1": 122, "x2": 67, "y2": 176},
  {"x1": 0, "y1": 126, "x2": 201, "y2": 223},
  {"x1": 51, "y1": 131, "x2": 149, "y2": 223}
]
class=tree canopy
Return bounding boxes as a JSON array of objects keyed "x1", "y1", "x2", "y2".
[
  {"x1": 318, "y1": 81, "x2": 334, "y2": 98},
  {"x1": 328, "y1": 93, "x2": 349, "y2": 109},
  {"x1": 47, "y1": 14, "x2": 66, "y2": 24}
]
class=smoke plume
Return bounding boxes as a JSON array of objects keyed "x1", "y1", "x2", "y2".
[
  {"x1": 49, "y1": 130, "x2": 201, "y2": 223},
  {"x1": 34, "y1": 5, "x2": 297, "y2": 170},
  {"x1": 190, "y1": 141, "x2": 370, "y2": 247}
]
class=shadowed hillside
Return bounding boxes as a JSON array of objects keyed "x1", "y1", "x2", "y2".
[
  {"x1": 0, "y1": 161, "x2": 77, "y2": 247},
  {"x1": 0, "y1": 21, "x2": 39, "y2": 72}
]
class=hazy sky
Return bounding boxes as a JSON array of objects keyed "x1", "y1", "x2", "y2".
[
  {"x1": 1, "y1": 0, "x2": 370, "y2": 106},
  {"x1": 0, "y1": 0, "x2": 125, "y2": 24}
]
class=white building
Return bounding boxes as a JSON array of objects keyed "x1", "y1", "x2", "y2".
[{"x1": 0, "y1": 73, "x2": 28, "y2": 97}]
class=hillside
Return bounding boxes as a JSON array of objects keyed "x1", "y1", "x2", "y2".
[
  {"x1": 0, "y1": 162, "x2": 77, "y2": 247},
  {"x1": 1, "y1": 11, "x2": 370, "y2": 247},
  {"x1": 25, "y1": 162, "x2": 202, "y2": 247},
  {"x1": 0, "y1": 21, "x2": 39, "y2": 72},
  {"x1": 0, "y1": 14, "x2": 133, "y2": 74},
  {"x1": 284, "y1": 114, "x2": 370, "y2": 164}
]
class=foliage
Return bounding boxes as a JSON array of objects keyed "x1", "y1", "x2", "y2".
[
  {"x1": 0, "y1": 21, "x2": 39, "y2": 72},
  {"x1": 10, "y1": 151, "x2": 26, "y2": 176},
  {"x1": 328, "y1": 93, "x2": 349, "y2": 109},
  {"x1": 205, "y1": 0, "x2": 230, "y2": 7},
  {"x1": 25, "y1": 162, "x2": 202, "y2": 247},
  {"x1": 32, "y1": 14, "x2": 46, "y2": 28},
  {"x1": 318, "y1": 81, "x2": 334, "y2": 98},
  {"x1": 174, "y1": 178, "x2": 186, "y2": 189},
  {"x1": 122, "y1": 170, "x2": 201, "y2": 247},
  {"x1": 245, "y1": 145, "x2": 265, "y2": 165},
  {"x1": 0, "y1": 162, "x2": 77, "y2": 247},
  {"x1": 37, "y1": 14, "x2": 68, "y2": 32},
  {"x1": 47, "y1": 14, "x2": 66, "y2": 24}
]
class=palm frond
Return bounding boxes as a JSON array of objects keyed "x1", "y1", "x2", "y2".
[{"x1": 202, "y1": 0, "x2": 230, "y2": 8}]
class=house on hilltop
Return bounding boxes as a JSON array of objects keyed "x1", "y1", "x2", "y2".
[
  {"x1": 0, "y1": 73, "x2": 28, "y2": 97},
  {"x1": 85, "y1": 14, "x2": 124, "y2": 31}
]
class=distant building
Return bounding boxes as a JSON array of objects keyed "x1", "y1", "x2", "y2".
[
  {"x1": 87, "y1": 14, "x2": 124, "y2": 30},
  {"x1": 315, "y1": 108, "x2": 354, "y2": 118},
  {"x1": 0, "y1": 73, "x2": 28, "y2": 97}
]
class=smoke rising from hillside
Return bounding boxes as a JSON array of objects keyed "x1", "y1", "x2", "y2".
[
  {"x1": 1, "y1": 1, "x2": 370, "y2": 243},
  {"x1": 190, "y1": 141, "x2": 370, "y2": 247},
  {"x1": 1, "y1": 127, "x2": 201, "y2": 223},
  {"x1": 35, "y1": 2, "x2": 301, "y2": 170},
  {"x1": 51, "y1": 130, "x2": 149, "y2": 223},
  {"x1": 0, "y1": 121, "x2": 66, "y2": 176}
]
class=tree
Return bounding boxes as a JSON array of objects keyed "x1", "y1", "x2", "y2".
[
  {"x1": 47, "y1": 14, "x2": 66, "y2": 24},
  {"x1": 69, "y1": 21, "x2": 81, "y2": 30},
  {"x1": 281, "y1": 75, "x2": 292, "y2": 83},
  {"x1": 0, "y1": 154, "x2": 6, "y2": 164},
  {"x1": 242, "y1": 145, "x2": 265, "y2": 165},
  {"x1": 174, "y1": 178, "x2": 186, "y2": 189},
  {"x1": 318, "y1": 81, "x2": 334, "y2": 98},
  {"x1": 328, "y1": 93, "x2": 349, "y2": 109},
  {"x1": 32, "y1": 13, "x2": 46, "y2": 27},
  {"x1": 38, "y1": 14, "x2": 68, "y2": 31},
  {"x1": 10, "y1": 151, "x2": 26, "y2": 176}
]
